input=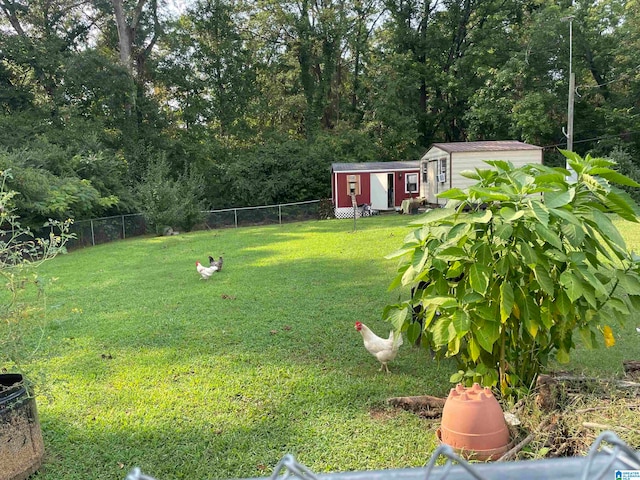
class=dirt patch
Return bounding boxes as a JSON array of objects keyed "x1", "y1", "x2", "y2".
[{"x1": 368, "y1": 408, "x2": 401, "y2": 421}]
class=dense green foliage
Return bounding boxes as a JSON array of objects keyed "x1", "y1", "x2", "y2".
[
  {"x1": 1, "y1": 0, "x2": 640, "y2": 227},
  {"x1": 384, "y1": 151, "x2": 640, "y2": 396}
]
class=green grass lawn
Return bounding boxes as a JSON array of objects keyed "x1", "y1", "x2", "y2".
[{"x1": 13, "y1": 215, "x2": 640, "y2": 479}]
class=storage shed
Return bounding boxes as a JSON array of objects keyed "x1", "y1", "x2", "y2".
[
  {"x1": 331, "y1": 161, "x2": 421, "y2": 218},
  {"x1": 420, "y1": 140, "x2": 543, "y2": 206}
]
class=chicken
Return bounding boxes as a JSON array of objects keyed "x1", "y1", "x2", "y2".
[
  {"x1": 208, "y1": 255, "x2": 224, "y2": 271},
  {"x1": 355, "y1": 321, "x2": 403, "y2": 373},
  {"x1": 196, "y1": 261, "x2": 218, "y2": 279}
]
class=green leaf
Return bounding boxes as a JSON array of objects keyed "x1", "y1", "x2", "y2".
[
  {"x1": 500, "y1": 282, "x2": 514, "y2": 323},
  {"x1": 616, "y1": 271, "x2": 640, "y2": 295},
  {"x1": 530, "y1": 200, "x2": 550, "y2": 226},
  {"x1": 603, "y1": 190, "x2": 640, "y2": 222},
  {"x1": 383, "y1": 305, "x2": 410, "y2": 331},
  {"x1": 544, "y1": 188, "x2": 574, "y2": 208},
  {"x1": 437, "y1": 246, "x2": 468, "y2": 261},
  {"x1": 468, "y1": 337, "x2": 481, "y2": 362},
  {"x1": 474, "y1": 243, "x2": 493, "y2": 265},
  {"x1": 469, "y1": 263, "x2": 490, "y2": 295},
  {"x1": 540, "y1": 299, "x2": 554, "y2": 329},
  {"x1": 385, "y1": 246, "x2": 417, "y2": 260},
  {"x1": 417, "y1": 208, "x2": 457, "y2": 225},
  {"x1": 495, "y1": 223, "x2": 513, "y2": 240},
  {"x1": 544, "y1": 248, "x2": 568, "y2": 262},
  {"x1": 560, "y1": 222, "x2": 585, "y2": 247},
  {"x1": 549, "y1": 207, "x2": 581, "y2": 227},
  {"x1": 556, "y1": 290, "x2": 571, "y2": 316},
  {"x1": 499, "y1": 207, "x2": 524, "y2": 223},
  {"x1": 607, "y1": 297, "x2": 630, "y2": 315},
  {"x1": 518, "y1": 240, "x2": 538, "y2": 267},
  {"x1": 401, "y1": 264, "x2": 419, "y2": 286},
  {"x1": 468, "y1": 186, "x2": 511, "y2": 201},
  {"x1": 534, "y1": 223, "x2": 563, "y2": 249},
  {"x1": 432, "y1": 317, "x2": 455, "y2": 346},
  {"x1": 474, "y1": 319, "x2": 500, "y2": 353},
  {"x1": 407, "y1": 321, "x2": 422, "y2": 345},
  {"x1": 592, "y1": 169, "x2": 640, "y2": 187},
  {"x1": 438, "y1": 188, "x2": 468, "y2": 200},
  {"x1": 452, "y1": 309, "x2": 471, "y2": 338},
  {"x1": 579, "y1": 326, "x2": 598, "y2": 349},
  {"x1": 560, "y1": 271, "x2": 584, "y2": 302},
  {"x1": 534, "y1": 266, "x2": 555, "y2": 296},
  {"x1": 467, "y1": 209, "x2": 493, "y2": 224},
  {"x1": 589, "y1": 209, "x2": 627, "y2": 252},
  {"x1": 556, "y1": 348, "x2": 570, "y2": 364},
  {"x1": 495, "y1": 256, "x2": 510, "y2": 276}
]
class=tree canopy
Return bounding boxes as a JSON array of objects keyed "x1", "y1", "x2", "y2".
[{"x1": 1, "y1": 0, "x2": 639, "y2": 226}]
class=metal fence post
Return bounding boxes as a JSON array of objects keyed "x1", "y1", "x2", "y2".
[
  {"x1": 279, "y1": 205, "x2": 282, "y2": 224},
  {"x1": 234, "y1": 209, "x2": 238, "y2": 228},
  {"x1": 122, "y1": 215, "x2": 126, "y2": 239},
  {"x1": 90, "y1": 220, "x2": 95, "y2": 246}
]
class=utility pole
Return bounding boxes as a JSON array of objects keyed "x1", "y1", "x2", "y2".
[
  {"x1": 562, "y1": 13, "x2": 577, "y2": 181},
  {"x1": 566, "y1": 15, "x2": 575, "y2": 152}
]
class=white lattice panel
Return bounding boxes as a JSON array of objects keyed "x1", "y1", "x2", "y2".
[{"x1": 334, "y1": 207, "x2": 362, "y2": 219}]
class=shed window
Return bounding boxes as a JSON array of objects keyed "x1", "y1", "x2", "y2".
[
  {"x1": 438, "y1": 158, "x2": 447, "y2": 183},
  {"x1": 405, "y1": 173, "x2": 418, "y2": 193},
  {"x1": 346, "y1": 175, "x2": 361, "y2": 195}
]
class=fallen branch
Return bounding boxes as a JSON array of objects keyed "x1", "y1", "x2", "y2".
[
  {"x1": 624, "y1": 360, "x2": 640, "y2": 375},
  {"x1": 549, "y1": 374, "x2": 640, "y2": 389},
  {"x1": 582, "y1": 422, "x2": 633, "y2": 432},
  {"x1": 575, "y1": 404, "x2": 640, "y2": 414},
  {"x1": 497, "y1": 416, "x2": 555, "y2": 462}
]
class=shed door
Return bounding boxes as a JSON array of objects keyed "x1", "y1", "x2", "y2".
[
  {"x1": 370, "y1": 173, "x2": 388, "y2": 210},
  {"x1": 427, "y1": 161, "x2": 438, "y2": 204}
]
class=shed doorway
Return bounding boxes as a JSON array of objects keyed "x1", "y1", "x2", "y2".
[{"x1": 370, "y1": 173, "x2": 391, "y2": 210}]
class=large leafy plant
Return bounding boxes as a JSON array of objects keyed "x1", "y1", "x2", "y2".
[{"x1": 384, "y1": 151, "x2": 640, "y2": 396}]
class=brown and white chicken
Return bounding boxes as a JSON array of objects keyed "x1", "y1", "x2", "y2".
[
  {"x1": 196, "y1": 261, "x2": 218, "y2": 279},
  {"x1": 355, "y1": 321, "x2": 403, "y2": 373},
  {"x1": 208, "y1": 255, "x2": 223, "y2": 271}
]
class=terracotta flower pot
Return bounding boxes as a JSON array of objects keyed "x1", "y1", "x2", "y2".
[{"x1": 437, "y1": 383, "x2": 511, "y2": 461}]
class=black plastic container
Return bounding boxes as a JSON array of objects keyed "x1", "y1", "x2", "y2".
[{"x1": 0, "y1": 374, "x2": 44, "y2": 480}]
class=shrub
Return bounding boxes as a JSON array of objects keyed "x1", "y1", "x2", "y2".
[
  {"x1": 384, "y1": 150, "x2": 640, "y2": 397},
  {"x1": 136, "y1": 156, "x2": 205, "y2": 234},
  {"x1": 0, "y1": 169, "x2": 73, "y2": 374}
]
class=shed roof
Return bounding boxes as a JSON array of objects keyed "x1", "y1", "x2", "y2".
[
  {"x1": 331, "y1": 161, "x2": 420, "y2": 173},
  {"x1": 431, "y1": 140, "x2": 542, "y2": 153}
]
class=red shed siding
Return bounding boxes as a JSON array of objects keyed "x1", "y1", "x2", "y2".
[
  {"x1": 334, "y1": 172, "x2": 371, "y2": 207},
  {"x1": 333, "y1": 169, "x2": 420, "y2": 209}
]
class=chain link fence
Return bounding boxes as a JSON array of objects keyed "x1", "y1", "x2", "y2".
[
  {"x1": 60, "y1": 200, "x2": 326, "y2": 249},
  {"x1": 124, "y1": 431, "x2": 640, "y2": 480}
]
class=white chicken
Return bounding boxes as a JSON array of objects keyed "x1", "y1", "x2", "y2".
[
  {"x1": 355, "y1": 321, "x2": 403, "y2": 373},
  {"x1": 196, "y1": 261, "x2": 218, "y2": 279}
]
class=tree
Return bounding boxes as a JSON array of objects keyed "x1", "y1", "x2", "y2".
[{"x1": 384, "y1": 151, "x2": 640, "y2": 397}]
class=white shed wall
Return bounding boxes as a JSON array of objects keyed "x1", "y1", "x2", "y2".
[
  {"x1": 419, "y1": 147, "x2": 543, "y2": 203},
  {"x1": 451, "y1": 150, "x2": 543, "y2": 191}
]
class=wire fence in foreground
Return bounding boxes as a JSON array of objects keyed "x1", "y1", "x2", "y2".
[{"x1": 123, "y1": 431, "x2": 640, "y2": 480}]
